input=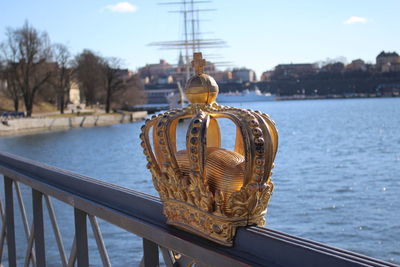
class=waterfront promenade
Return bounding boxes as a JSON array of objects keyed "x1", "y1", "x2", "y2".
[{"x1": 0, "y1": 111, "x2": 147, "y2": 136}]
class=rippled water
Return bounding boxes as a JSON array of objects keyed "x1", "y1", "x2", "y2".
[{"x1": 0, "y1": 98, "x2": 399, "y2": 265}]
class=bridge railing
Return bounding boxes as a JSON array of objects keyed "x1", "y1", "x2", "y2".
[{"x1": 0, "y1": 151, "x2": 397, "y2": 267}]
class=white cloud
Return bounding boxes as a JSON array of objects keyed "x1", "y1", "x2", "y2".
[
  {"x1": 102, "y1": 2, "x2": 137, "y2": 13},
  {"x1": 343, "y1": 16, "x2": 368, "y2": 25}
]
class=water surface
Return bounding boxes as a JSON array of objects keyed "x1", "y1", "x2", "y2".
[{"x1": 0, "y1": 98, "x2": 399, "y2": 265}]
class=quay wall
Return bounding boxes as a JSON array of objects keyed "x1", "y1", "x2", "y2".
[{"x1": 0, "y1": 111, "x2": 147, "y2": 136}]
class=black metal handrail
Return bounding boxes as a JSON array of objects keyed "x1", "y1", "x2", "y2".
[{"x1": 0, "y1": 151, "x2": 397, "y2": 267}]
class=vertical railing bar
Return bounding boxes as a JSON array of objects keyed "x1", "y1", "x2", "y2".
[
  {"x1": 0, "y1": 199, "x2": 5, "y2": 222},
  {"x1": 15, "y1": 182, "x2": 31, "y2": 238},
  {"x1": 0, "y1": 199, "x2": 4, "y2": 219},
  {"x1": 74, "y1": 208, "x2": 89, "y2": 267},
  {"x1": 160, "y1": 247, "x2": 178, "y2": 267},
  {"x1": 4, "y1": 176, "x2": 17, "y2": 267},
  {"x1": 0, "y1": 199, "x2": 7, "y2": 262},
  {"x1": 67, "y1": 235, "x2": 77, "y2": 267},
  {"x1": 0, "y1": 218, "x2": 5, "y2": 263},
  {"x1": 23, "y1": 223, "x2": 35, "y2": 267},
  {"x1": 88, "y1": 215, "x2": 111, "y2": 267},
  {"x1": 142, "y1": 238, "x2": 159, "y2": 267},
  {"x1": 32, "y1": 189, "x2": 46, "y2": 267},
  {"x1": 44, "y1": 195, "x2": 68, "y2": 267},
  {"x1": 15, "y1": 182, "x2": 37, "y2": 266}
]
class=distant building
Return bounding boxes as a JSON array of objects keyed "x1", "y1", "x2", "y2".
[
  {"x1": 114, "y1": 68, "x2": 135, "y2": 79},
  {"x1": 138, "y1": 55, "x2": 216, "y2": 85},
  {"x1": 346, "y1": 59, "x2": 366, "y2": 71},
  {"x1": 138, "y1": 59, "x2": 176, "y2": 84},
  {"x1": 321, "y1": 62, "x2": 345, "y2": 73},
  {"x1": 390, "y1": 63, "x2": 400, "y2": 72},
  {"x1": 376, "y1": 51, "x2": 400, "y2": 72},
  {"x1": 157, "y1": 74, "x2": 174, "y2": 85},
  {"x1": 178, "y1": 52, "x2": 185, "y2": 66},
  {"x1": 232, "y1": 68, "x2": 256, "y2": 82},
  {"x1": 69, "y1": 81, "x2": 80, "y2": 105},
  {"x1": 260, "y1": 71, "x2": 273, "y2": 81},
  {"x1": 273, "y1": 63, "x2": 317, "y2": 78},
  {"x1": 213, "y1": 71, "x2": 232, "y2": 82}
]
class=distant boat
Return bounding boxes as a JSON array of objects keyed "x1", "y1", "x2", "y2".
[
  {"x1": 167, "y1": 82, "x2": 189, "y2": 109},
  {"x1": 217, "y1": 88, "x2": 276, "y2": 103}
]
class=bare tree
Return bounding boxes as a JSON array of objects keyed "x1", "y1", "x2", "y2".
[
  {"x1": 112, "y1": 73, "x2": 146, "y2": 108},
  {"x1": 102, "y1": 57, "x2": 128, "y2": 113},
  {"x1": 74, "y1": 50, "x2": 104, "y2": 107},
  {"x1": 0, "y1": 21, "x2": 52, "y2": 117},
  {"x1": 0, "y1": 33, "x2": 21, "y2": 112},
  {"x1": 51, "y1": 43, "x2": 71, "y2": 114},
  {"x1": 0, "y1": 63, "x2": 21, "y2": 112}
]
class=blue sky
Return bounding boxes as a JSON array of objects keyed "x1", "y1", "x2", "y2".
[{"x1": 1, "y1": 0, "x2": 399, "y2": 76}]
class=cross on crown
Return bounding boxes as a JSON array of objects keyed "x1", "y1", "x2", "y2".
[{"x1": 192, "y1": 52, "x2": 206, "y2": 75}]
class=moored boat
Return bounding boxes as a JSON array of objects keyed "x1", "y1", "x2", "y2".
[{"x1": 217, "y1": 88, "x2": 276, "y2": 103}]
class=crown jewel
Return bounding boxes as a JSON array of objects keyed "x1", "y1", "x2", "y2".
[{"x1": 140, "y1": 53, "x2": 278, "y2": 246}]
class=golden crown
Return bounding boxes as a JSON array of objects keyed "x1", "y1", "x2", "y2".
[{"x1": 140, "y1": 53, "x2": 278, "y2": 246}]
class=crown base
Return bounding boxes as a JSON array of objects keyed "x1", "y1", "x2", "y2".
[{"x1": 163, "y1": 199, "x2": 265, "y2": 246}]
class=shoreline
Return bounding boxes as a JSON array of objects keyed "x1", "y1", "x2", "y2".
[
  {"x1": 275, "y1": 94, "x2": 400, "y2": 101},
  {"x1": 0, "y1": 111, "x2": 147, "y2": 136}
]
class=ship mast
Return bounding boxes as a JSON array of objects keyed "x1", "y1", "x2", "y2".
[{"x1": 151, "y1": 0, "x2": 226, "y2": 82}]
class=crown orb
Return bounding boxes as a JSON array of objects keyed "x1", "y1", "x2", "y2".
[
  {"x1": 184, "y1": 52, "x2": 219, "y2": 104},
  {"x1": 185, "y1": 74, "x2": 219, "y2": 104}
]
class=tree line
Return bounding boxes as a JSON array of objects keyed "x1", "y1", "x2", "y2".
[{"x1": 0, "y1": 21, "x2": 145, "y2": 117}]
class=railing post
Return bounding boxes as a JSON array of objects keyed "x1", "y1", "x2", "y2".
[
  {"x1": 74, "y1": 208, "x2": 89, "y2": 267},
  {"x1": 4, "y1": 176, "x2": 16, "y2": 267},
  {"x1": 142, "y1": 238, "x2": 159, "y2": 267},
  {"x1": 32, "y1": 188, "x2": 46, "y2": 266}
]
